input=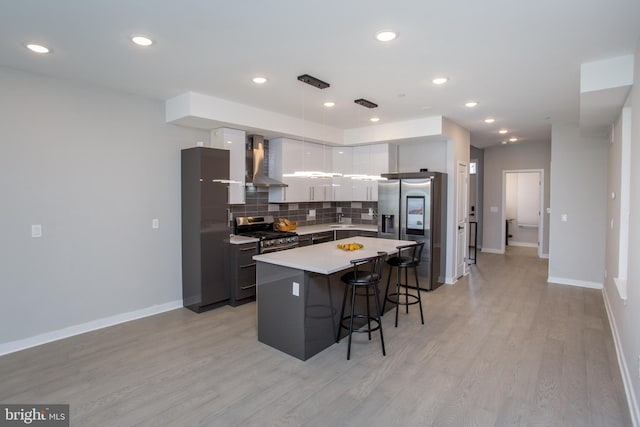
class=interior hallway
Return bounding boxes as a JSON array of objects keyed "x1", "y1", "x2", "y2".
[{"x1": 0, "y1": 248, "x2": 631, "y2": 426}]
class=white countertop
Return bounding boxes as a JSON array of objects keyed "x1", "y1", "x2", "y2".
[
  {"x1": 228, "y1": 223, "x2": 377, "y2": 244},
  {"x1": 295, "y1": 223, "x2": 378, "y2": 235},
  {"x1": 253, "y1": 236, "x2": 414, "y2": 275},
  {"x1": 228, "y1": 235, "x2": 259, "y2": 244}
]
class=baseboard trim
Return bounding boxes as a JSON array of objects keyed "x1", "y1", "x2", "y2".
[
  {"x1": 481, "y1": 248, "x2": 504, "y2": 254},
  {"x1": 0, "y1": 300, "x2": 183, "y2": 356},
  {"x1": 507, "y1": 241, "x2": 538, "y2": 248},
  {"x1": 602, "y1": 288, "x2": 640, "y2": 427},
  {"x1": 547, "y1": 276, "x2": 603, "y2": 289}
]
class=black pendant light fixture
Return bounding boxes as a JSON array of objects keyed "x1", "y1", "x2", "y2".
[
  {"x1": 354, "y1": 98, "x2": 378, "y2": 109},
  {"x1": 297, "y1": 74, "x2": 330, "y2": 89}
]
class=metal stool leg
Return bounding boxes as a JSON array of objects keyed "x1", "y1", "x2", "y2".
[
  {"x1": 382, "y1": 266, "x2": 393, "y2": 313},
  {"x1": 365, "y1": 286, "x2": 372, "y2": 340},
  {"x1": 404, "y1": 266, "x2": 410, "y2": 314},
  {"x1": 347, "y1": 284, "x2": 357, "y2": 360},
  {"x1": 372, "y1": 283, "x2": 386, "y2": 356},
  {"x1": 414, "y1": 265, "x2": 424, "y2": 324},
  {"x1": 395, "y1": 264, "x2": 401, "y2": 327}
]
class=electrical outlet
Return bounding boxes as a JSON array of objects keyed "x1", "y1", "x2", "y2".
[
  {"x1": 292, "y1": 282, "x2": 300, "y2": 297},
  {"x1": 152, "y1": 218, "x2": 159, "y2": 229}
]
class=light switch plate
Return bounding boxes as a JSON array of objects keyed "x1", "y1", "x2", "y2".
[
  {"x1": 152, "y1": 219, "x2": 159, "y2": 229},
  {"x1": 31, "y1": 224, "x2": 42, "y2": 238},
  {"x1": 292, "y1": 282, "x2": 300, "y2": 297}
]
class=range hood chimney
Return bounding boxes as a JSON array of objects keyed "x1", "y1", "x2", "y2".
[{"x1": 246, "y1": 135, "x2": 288, "y2": 187}]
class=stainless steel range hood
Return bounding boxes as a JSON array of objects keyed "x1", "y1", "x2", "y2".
[{"x1": 246, "y1": 135, "x2": 287, "y2": 187}]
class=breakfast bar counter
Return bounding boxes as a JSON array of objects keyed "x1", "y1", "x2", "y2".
[{"x1": 253, "y1": 236, "x2": 413, "y2": 360}]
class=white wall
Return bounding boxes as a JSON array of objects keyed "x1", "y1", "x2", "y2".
[
  {"x1": 548, "y1": 123, "x2": 608, "y2": 288},
  {"x1": 397, "y1": 139, "x2": 447, "y2": 173},
  {"x1": 0, "y1": 67, "x2": 209, "y2": 353},
  {"x1": 482, "y1": 141, "x2": 551, "y2": 254},
  {"x1": 602, "y1": 40, "x2": 640, "y2": 424}
]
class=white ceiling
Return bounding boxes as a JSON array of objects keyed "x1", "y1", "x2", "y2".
[{"x1": 1, "y1": 0, "x2": 639, "y2": 148}]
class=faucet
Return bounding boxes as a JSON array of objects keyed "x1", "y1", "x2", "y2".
[{"x1": 338, "y1": 213, "x2": 344, "y2": 223}]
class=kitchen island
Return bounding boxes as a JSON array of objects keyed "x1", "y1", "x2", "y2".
[{"x1": 253, "y1": 236, "x2": 414, "y2": 360}]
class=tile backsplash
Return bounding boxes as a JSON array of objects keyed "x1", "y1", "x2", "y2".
[{"x1": 229, "y1": 187, "x2": 377, "y2": 227}]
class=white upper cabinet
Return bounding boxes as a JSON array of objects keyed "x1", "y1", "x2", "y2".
[
  {"x1": 210, "y1": 127, "x2": 246, "y2": 204},
  {"x1": 270, "y1": 139, "x2": 397, "y2": 203},
  {"x1": 349, "y1": 143, "x2": 397, "y2": 201},
  {"x1": 331, "y1": 147, "x2": 353, "y2": 201},
  {"x1": 268, "y1": 138, "x2": 333, "y2": 203}
]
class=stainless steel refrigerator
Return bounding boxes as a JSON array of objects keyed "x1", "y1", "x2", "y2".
[{"x1": 378, "y1": 172, "x2": 447, "y2": 290}]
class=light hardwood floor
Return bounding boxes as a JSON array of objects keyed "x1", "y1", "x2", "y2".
[{"x1": 0, "y1": 247, "x2": 632, "y2": 426}]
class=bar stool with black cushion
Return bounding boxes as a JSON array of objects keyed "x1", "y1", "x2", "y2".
[
  {"x1": 382, "y1": 241, "x2": 425, "y2": 327},
  {"x1": 336, "y1": 251, "x2": 387, "y2": 360}
]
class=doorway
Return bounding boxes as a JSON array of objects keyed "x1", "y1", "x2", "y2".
[
  {"x1": 456, "y1": 162, "x2": 468, "y2": 278},
  {"x1": 502, "y1": 169, "x2": 544, "y2": 257}
]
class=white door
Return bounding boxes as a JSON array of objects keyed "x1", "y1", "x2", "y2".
[{"x1": 456, "y1": 163, "x2": 468, "y2": 277}]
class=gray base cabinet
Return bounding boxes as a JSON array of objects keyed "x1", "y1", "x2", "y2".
[
  {"x1": 335, "y1": 230, "x2": 378, "y2": 240},
  {"x1": 226, "y1": 242, "x2": 258, "y2": 306},
  {"x1": 311, "y1": 231, "x2": 334, "y2": 244}
]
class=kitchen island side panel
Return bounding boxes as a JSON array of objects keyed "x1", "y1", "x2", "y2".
[{"x1": 257, "y1": 263, "x2": 307, "y2": 360}]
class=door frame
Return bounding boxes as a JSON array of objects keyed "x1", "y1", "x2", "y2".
[
  {"x1": 456, "y1": 162, "x2": 468, "y2": 278},
  {"x1": 501, "y1": 169, "x2": 544, "y2": 257}
]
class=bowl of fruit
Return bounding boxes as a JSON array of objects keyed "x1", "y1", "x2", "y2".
[{"x1": 336, "y1": 242, "x2": 364, "y2": 251}]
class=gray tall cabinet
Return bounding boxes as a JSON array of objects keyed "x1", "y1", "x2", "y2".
[{"x1": 181, "y1": 147, "x2": 230, "y2": 312}]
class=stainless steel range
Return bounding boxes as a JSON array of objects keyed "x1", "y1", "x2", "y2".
[{"x1": 234, "y1": 216, "x2": 299, "y2": 253}]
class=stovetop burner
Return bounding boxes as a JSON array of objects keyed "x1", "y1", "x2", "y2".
[{"x1": 234, "y1": 215, "x2": 299, "y2": 250}]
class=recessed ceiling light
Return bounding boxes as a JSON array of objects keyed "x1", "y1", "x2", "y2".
[
  {"x1": 375, "y1": 30, "x2": 397, "y2": 42},
  {"x1": 323, "y1": 101, "x2": 335, "y2": 107},
  {"x1": 370, "y1": 117, "x2": 380, "y2": 122},
  {"x1": 499, "y1": 129, "x2": 508, "y2": 134},
  {"x1": 26, "y1": 43, "x2": 50, "y2": 54},
  {"x1": 465, "y1": 101, "x2": 478, "y2": 108},
  {"x1": 252, "y1": 76, "x2": 268, "y2": 84},
  {"x1": 130, "y1": 35, "x2": 153, "y2": 46},
  {"x1": 509, "y1": 137, "x2": 518, "y2": 142},
  {"x1": 432, "y1": 77, "x2": 448, "y2": 85},
  {"x1": 484, "y1": 118, "x2": 496, "y2": 124}
]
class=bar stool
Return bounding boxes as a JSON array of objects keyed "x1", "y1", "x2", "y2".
[
  {"x1": 336, "y1": 252, "x2": 387, "y2": 360},
  {"x1": 383, "y1": 242, "x2": 425, "y2": 327}
]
